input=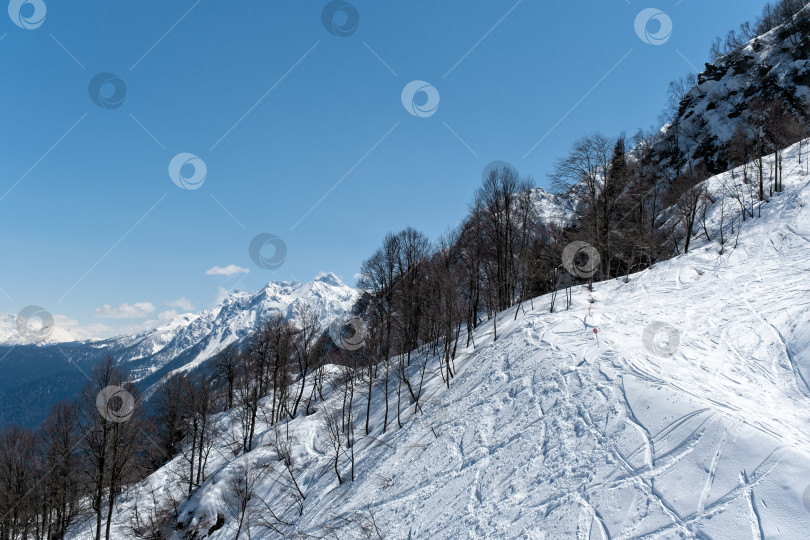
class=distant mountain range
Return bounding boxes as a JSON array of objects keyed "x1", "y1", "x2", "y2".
[{"x1": 0, "y1": 273, "x2": 359, "y2": 428}]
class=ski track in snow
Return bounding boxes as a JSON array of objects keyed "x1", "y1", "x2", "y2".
[{"x1": 72, "y1": 142, "x2": 810, "y2": 539}]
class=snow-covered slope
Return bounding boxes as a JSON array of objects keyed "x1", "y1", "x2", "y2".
[{"x1": 83, "y1": 142, "x2": 810, "y2": 539}]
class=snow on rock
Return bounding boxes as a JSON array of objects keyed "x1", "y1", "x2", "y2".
[
  {"x1": 651, "y1": 5, "x2": 810, "y2": 174},
  {"x1": 531, "y1": 186, "x2": 580, "y2": 228},
  {"x1": 60, "y1": 273, "x2": 360, "y2": 400},
  {"x1": 127, "y1": 273, "x2": 359, "y2": 392}
]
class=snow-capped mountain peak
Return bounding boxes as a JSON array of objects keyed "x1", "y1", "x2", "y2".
[
  {"x1": 0, "y1": 275, "x2": 359, "y2": 403},
  {"x1": 103, "y1": 275, "x2": 359, "y2": 387}
]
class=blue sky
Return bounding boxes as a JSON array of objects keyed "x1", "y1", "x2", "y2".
[{"x1": 0, "y1": 0, "x2": 766, "y2": 338}]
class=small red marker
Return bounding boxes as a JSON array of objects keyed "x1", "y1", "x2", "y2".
[{"x1": 593, "y1": 327, "x2": 599, "y2": 347}]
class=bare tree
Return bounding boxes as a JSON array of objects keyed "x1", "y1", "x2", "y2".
[
  {"x1": 328, "y1": 358, "x2": 358, "y2": 482},
  {"x1": 0, "y1": 425, "x2": 38, "y2": 540},
  {"x1": 747, "y1": 97, "x2": 769, "y2": 203},
  {"x1": 153, "y1": 373, "x2": 186, "y2": 466},
  {"x1": 263, "y1": 315, "x2": 295, "y2": 424},
  {"x1": 358, "y1": 233, "x2": 401, "y2": 433},
  {"x1": 764, "y1": 97, "x2": 805, "y2": 193},
  {"x1": 475, "y1": 166, "x2": 536, "y2": 311},
  {"x1": 330, "y1": 506, "x2": 385, "y2": 540},
  {"x1": 214, "y1": 343, "x2": 240, "y2": 411},
  {"x1": 550, "y1": 133, "x2": 612, "y2": 273},
  {"x1": 291, "y1": 302, "x2": 321, "y2": 418},
  {"x1": 223, "y1": 461, "x2": 264, "y2": 540},
  {"x1": 102, "y1": 386, "x2": 145, "y2": 540},
  {"x1": 272, "y1": 425, "x2": 306, "y2": 515},
  {"x1": 129, "y1": 484, "x2": 176, "y2": 540},
  {"x1": 323, "y1": 407, "x2": 345, "y2": 485},
  {"x1": 179, "y1": 371, "x2": 217, "y2": 495},
  {"x1": 430, "y1": 232, "x2": 462, "y2": 388},
  {"x1": 456, "y1": 212, "x2": 485, "y2": 344},
  {"x1": 234, "y1": 352, "x2": 261, "y2": 453},
  {"x1": 39, "y1": 402, "x2": 83, "y2": 540},
  {"x1": 670, "y1": 171, "x2": 709, "y2": 254},
  {"x1": 76, "y1": 356, "x2": 147, "y2": 540},
  {"x1": 727, "y1": 126, "x2": 754, "y2": 184}
]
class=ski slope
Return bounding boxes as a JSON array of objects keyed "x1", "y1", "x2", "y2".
[{"x1": 76, "y1": 143, "x2": 810, "y2": 539}]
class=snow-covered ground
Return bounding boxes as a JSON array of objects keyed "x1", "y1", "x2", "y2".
[{"x1": 74, "y1": 143, "x2": 810, "y2": 539}]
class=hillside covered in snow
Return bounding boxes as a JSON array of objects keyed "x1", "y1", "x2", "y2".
[{"x1": 75, "y1": 141, "x2": 810, "y2": 539}]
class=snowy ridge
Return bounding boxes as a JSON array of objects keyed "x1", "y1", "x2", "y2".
[
  {"x1": 81, "y1": 141, "x2": 810, "y2": 539},
  {"x1": 530, "y1": 186, "x2": 580, "y2": 228},
  {"x1": 656, "y1": 5, "x2": 810, "y2": 172},
  {"x1": 111, "y1": 273, "x2": 359, "y2": 387}
]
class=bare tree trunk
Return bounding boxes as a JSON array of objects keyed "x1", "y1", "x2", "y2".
[{"x1": 382, "y1": 359, "x2": 389, "y2": 433}]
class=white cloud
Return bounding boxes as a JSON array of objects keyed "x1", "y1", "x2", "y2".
[
  {"x1": 53, "y1": 314, "x2": 79, "y2": 327},
  {"x1": 73, "y1": 324, "x2": 116, "y2": 340},
  {"x1": 52, "y1": 314, "x2": 115, "y2": 341},
  {"x1": 112, "y1": 310, "x2": 182, "y2": 336},
  {"x1": 94, "y1": 302, "x2": 155, "y2": 319},
  {"x1": 105, "y1": 310, "x2": 183, "y2": 337},
  {"x1": 215, "y1": 287, "x2": 230, "y2": 303},
  {"x1": 156, "y1": 309, "x2": 179, "y2": 322},
  {"x1": 206, "y1": 264, "x2": 250, "y2": 277},
  {"x1": 43, "y1": 308, "x2": 184, "y2": 342},
  {"x1": 165, "y1": 297, "x2": 194, "y2": 311}
]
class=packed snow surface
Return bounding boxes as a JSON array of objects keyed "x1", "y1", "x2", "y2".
[{"x1": 74, "y1": 143, "x2": 810, "y2": 539}]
